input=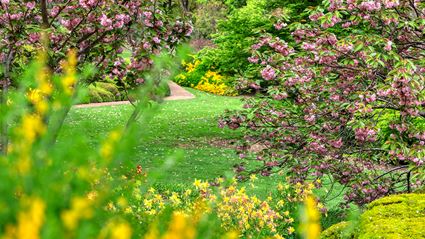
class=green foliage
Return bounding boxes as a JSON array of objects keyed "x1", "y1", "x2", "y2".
[
  {"x1": 224, "y1": 0, "x2": 247, "y2": 10},
  {"x1": 359, "y1": 194, "x2": 425, "y2": 239},
  {"x1": 192, "y1": 0, "x2": 228, "y2": 39},
  {"x1": 320, "y1": 222, "x2": 351, "y2": 239},
  {"x1": 321, "y1": 194, "x2": 425, "y2": 239},
  {"x1": 210, "y1": 0, "x2": 269, "y2": 75},
  {"x1": 87, "y1": 84, "x2": 117, "y2": 103},
  {"x1": 182, "y1": 0, "x2": 321, "y2": 94}
]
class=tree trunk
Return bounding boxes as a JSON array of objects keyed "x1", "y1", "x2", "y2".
[
  {"x1": 0, "y1": 49, "x2": 14, "y2": 155},
  {"x1": 180, "y1": 0, "x2": 190, "y2": 12}
]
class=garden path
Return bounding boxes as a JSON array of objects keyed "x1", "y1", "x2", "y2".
[{"x1": 74, "y1": 81, "x2": 195, "y2": 108}]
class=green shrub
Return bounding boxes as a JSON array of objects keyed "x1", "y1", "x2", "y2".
[
  {"x1": 321, "y1": 194, "x2": 425, "y2": 239},
  {"x1": 320, "y1": 222, "x2": 351, "y2": 239},
  {"x1": 96, "y1": 82, "x2": 120, "y2": 99},
  {"x1": 358, "y1": 194, "x2": 425, "y2": 239},
  {"x1": 87, "y1": 85, "x2": 115, "y2": 103}
]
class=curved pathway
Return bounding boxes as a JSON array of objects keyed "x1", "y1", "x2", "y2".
[{"x1": 74, "y1": 81, "x2": 195, "y2": 109}]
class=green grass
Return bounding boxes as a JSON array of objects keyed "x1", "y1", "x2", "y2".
[
  {"x1": 60, "y1": 88, "x2": 244, "y2": 186},
  {"x1": 59, "y1": 88, "x2": 348, "y2": 228}
]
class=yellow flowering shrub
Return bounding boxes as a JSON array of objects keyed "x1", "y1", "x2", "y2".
[
  {"x1": 194, "y1": 71, "x2": 236, "y2": 96},
  {"x1": 175, "y1": 59, "x2": 237, "y2": 96},
  {"x1": 124, "y1": 176, "x2": 326, "y2": 239}
]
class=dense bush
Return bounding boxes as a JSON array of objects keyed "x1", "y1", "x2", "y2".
[
  {"x1": 321, "y1": 193, "x2": 425, "y2": 239},
  {"x1": 221, "y1": 0, "x2": 425, "y2": 206}
]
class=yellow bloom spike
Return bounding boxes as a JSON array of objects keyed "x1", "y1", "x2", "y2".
[
  {"x1": 61, "y1": 196, "x2": 93, "y2": 230},
  {"x1": 162, "y1": 212, "x2": 196, "y2": 239},
  {"x1": 110, "y1": 222, "x2": 132, "y2": 239},
  {"x1": 300, "y1": 196, "x2": 321, "y2": 239},
  {"x1": 61, "y1": 49, "x2": 78, "y2": 95},
  {"x1": 4, "y1": 197, "x2": 46, "y2": 239}
]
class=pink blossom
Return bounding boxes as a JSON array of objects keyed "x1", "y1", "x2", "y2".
[
  {"x1": 143, "y1": 42, "x2": 151, "y2": 50},
  {"x1": 309, "y1": 12, "x2": 324, "y2": 21},
  {"x1": 26, "y1": 1, "x2": 35, "y2": 9},
  {"x1": 302, "y1": 42, "x2": 317, "y2": 51},
  {"x1": 359, "y1": 1, "x2": 382, "y2": 11},
  {"x1": 153, "y1": 37, "x2": 161, "y2": 44},
  {"x1": 355, "y1": 128, "x2": 377, "y2": 142},
  {"x1": 384, "y1": 40, "x2": 393, "y2": 51},
  {"x1": 155, "y1": 20, "x2": 164, "y2": 27},
  {"x1": 100, "y1": 14, "x2": 112, "y2": 29},
  {"x1": 248, "y1": 56, "x2": 259, "y2": 64},
  {"x1": 261, "y1": 66, "x2": 276, "y2": 81},
  {"x1": 28, "y1": 33, "x2": 40, "y2": 43},
  {"x1": 274, "y1": 22, "x2": 287, "y2": 30},
  {"x1": 383, "y1": 0, "x2": 400, "y2": 8},
  {"x1": 143, "y1": 11, "x2": 153, "y2": 19},
  {"x1": 330, "y1": 138, "x2": 343, "y2": 148}
]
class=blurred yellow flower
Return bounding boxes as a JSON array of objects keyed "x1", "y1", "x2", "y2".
[
  {"x1": 300, "y1": 196, "x2": 321, "y2": 239},
  {"x1": 61, "y1": 196, "x2": 93, "y2": 230}
]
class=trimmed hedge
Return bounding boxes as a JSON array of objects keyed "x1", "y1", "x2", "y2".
[{"x1": 321, "y1": 194, "x2": 425, "y2": 239}]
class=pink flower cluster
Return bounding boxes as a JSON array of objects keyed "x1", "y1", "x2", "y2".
[
  {"x1": 355, "y1": 128, "x2": 377, "y2": 142},
  {"x1": 261, "y1": 66, "x2": 277, "y2": 81},
  {"x1": 359, "y1": 1, "x2": 382, "y2": 11}
]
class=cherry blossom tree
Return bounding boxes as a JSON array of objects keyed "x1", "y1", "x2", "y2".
[
  {"x1": 0, "y1": 0, "x2": 192, "y2": 88},
  {"x1": 221, "y1": 0, "x2": 425, "y2": 206}
]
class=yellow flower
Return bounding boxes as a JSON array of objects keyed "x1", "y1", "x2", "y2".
[
  {"x1": 193, "y1": 179, "x2": 201, "y2": 188},
  {"x1": 277, "y1": 200, "x2": 285, "y2": 207},
  {"x1": 300, "y1": 196, "x2": 321, "y2": 239},
  {"x1": 249, "y1": 174, "x2": 258, "y2": 182},
  {"x1": 16, "y1": 197, "x2": 45, "y2": 239},
  {"x1": 184, "y1": 189, "x2": 192, "y2": 197},
  {"x1": 221, "y1": 231, "x2": 239, "y2": 239},
  {"x1": 99, "y1": 220, "x2": 132, "y2": 239},
  {"x1": 162, "y1": 212, "x2": 196, "y2": 239},
  {"x1": 148, "y1": 187, "x2": 156, "y2": 194},
  {"x1": 144, "y1": 199, "x2": 153, "y2": 209},
  {"x1": 61, "y1": 196, "x2": 93, "y2": 230},
  {"x1": 19, "y1": 114, "x2": 46, "y2": 144},
  {"x1": 170, "y1": 192, "x2": 182, "y2": 206},
  {"x1": 100, "y1": 130, "x2": 122, "y2": 162},
  {"x1": 288, "y1": 227, "x2": 295, "y2": 234},
  {"x1": 111, "y1": 222, "x2": 132, "y2": 239},
  {"x1": 87, "y1": 191, "x2": 98, "y2": 201},
  {"x1": 61, "y1": 49, "x2": 78, "y2": 95}
]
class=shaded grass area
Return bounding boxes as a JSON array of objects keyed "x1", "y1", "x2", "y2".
[{"x1": 59, "y1": 88, "x2": 348, "y2": 228}]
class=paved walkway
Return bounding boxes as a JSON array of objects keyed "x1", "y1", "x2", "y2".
[{"x1": 74, "y1": 81, "x2": 195, "y2": 109}]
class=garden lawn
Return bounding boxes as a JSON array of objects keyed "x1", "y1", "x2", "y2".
[
  {"x1": 60, "y1": 88, "x2": 244, "y2": 188},
  {"x1": 59, "y1": 88, "x2": 347, "y2": 227}
]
